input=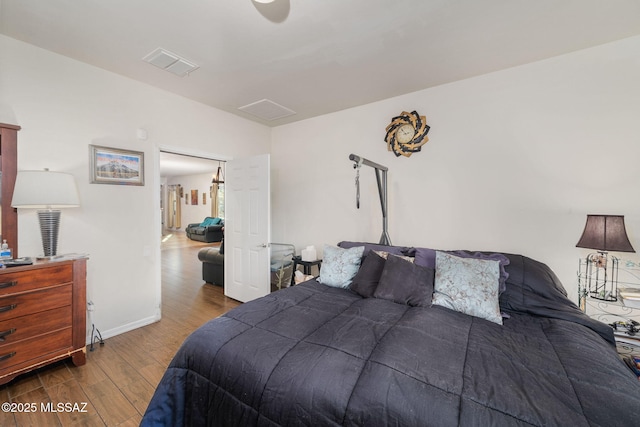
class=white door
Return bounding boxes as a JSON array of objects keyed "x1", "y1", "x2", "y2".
[{"x1": 224, "y1": 154, "x2": 271, "y2": 302}]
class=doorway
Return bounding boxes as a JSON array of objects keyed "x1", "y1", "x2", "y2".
[
  {"x1": 158, "y1": 150, "x2": 226, "y2": 320},
  {"x1": 159, "y1": 151, "x2": 225, "y2": 239},
  {"x1": 156, "y1": 150, "x2": 272, "y2": 308}
]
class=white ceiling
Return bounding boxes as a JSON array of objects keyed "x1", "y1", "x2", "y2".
[{"x1": 1, "y1": 0, "x2": 640, "y2": 127}]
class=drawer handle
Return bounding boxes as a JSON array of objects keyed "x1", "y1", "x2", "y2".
[
  {"x1": 0, "y1": 352, "x2": 15, "y2": 362},
  {"x1": 0, "y1": 328, "x2": 15, "y2": 342},
  {"x1": 0, "y1": 304, "x2": 16, "y2": 313},
  {"x1": 0, "y1": 281, "x2": 16, "y2": 290}
]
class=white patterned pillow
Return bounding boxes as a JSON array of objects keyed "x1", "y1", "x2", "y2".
[
  {"x1": 319, "y1": 245, "x2": 365, "y2": 288},
  {"x1": 433, "y1": 251, "x2": 502, "y2": 325}
]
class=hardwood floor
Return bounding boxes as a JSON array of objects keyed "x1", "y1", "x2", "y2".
[{"x1": 0, "y1": 232, "x2": 239, "y2": 426}]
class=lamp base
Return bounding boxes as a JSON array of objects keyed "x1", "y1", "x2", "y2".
[
  {"x1": 37, "y1": 209, "x2": 61, "y2": 258},
  {"x1": 582, "y1": 251, "x2": 619, "y2": 302},
  {"x1": 36, "y1": 254, "x2": 64, "y2": 261}
]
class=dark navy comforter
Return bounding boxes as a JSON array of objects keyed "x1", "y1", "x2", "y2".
[{"x1": 142, "y1": 254, "x2": 640, "y2": 426}]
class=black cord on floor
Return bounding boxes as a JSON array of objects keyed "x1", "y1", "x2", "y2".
[{"x1": 89, "y1": 324, "x2": 105, "y2": 351}]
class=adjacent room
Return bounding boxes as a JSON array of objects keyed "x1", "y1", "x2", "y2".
[{"x1": 0, "y1": 0, "x2": 639, "y2": 425}]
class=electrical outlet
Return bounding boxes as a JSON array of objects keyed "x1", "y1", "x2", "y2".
[{"x1": 87, "y1": 301, "x2": 95, "y2": 312}]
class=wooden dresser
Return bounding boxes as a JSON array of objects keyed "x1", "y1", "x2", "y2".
[{"x1": 0, "y1": 257, "x2": 87, "y2": 385}]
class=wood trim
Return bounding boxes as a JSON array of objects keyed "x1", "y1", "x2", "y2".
[
  {"x1": 71, "y1": 258, "x2": 87, "y2": 365},
  {"x1": 0, "y1": 123, "x2": 19, "y2": 256},
  {"x1": 0, "y1": 123, "x2": 21, "y2": 131}
]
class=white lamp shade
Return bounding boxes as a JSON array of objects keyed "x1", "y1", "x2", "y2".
[{"x1": 11, "y1": 170, "x2": 80, "y2": 208}]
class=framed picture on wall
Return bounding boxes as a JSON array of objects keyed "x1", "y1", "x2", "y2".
[
  {"x1": 191, "y1": 190, "x2": 198, "y2": 205},
  {"x1": 89, "y1": 145, "x2": 144, "y2": 186}
]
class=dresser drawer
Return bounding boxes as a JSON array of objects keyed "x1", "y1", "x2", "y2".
[
  {"x1": 0, "y1": 264, "x2": 73, "y2": 297},
  {"x1": 0, "y1": 306, "x2": 72, "y2": 347},
  {"x1": 0, "y1": 284, "x2": 72, "y2": 322},
  {"x1": 0, "y1": 327, "x2": 72, "y2": 371}
]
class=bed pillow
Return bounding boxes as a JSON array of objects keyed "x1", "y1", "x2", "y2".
[
  {"x1": 373, "y1": 250, "x2": 414, "y2": 262},
  {"x1": 373, "y1": 255, "x2": 434, "y2": 307},
  {"x1": 338, "y1": 241, "x2": 409, "y2": 257},
  {"x1": 448, "y1": 251, "x2": 510, "y2": 295},
  {"x1": 349, "y1": 251, "x2": 387, "y2": 297},
  {"x1": 413, "y1": 247, "x2": 437, "y2": 269},
  {"x1": 319, "y1": 245, "x2": 365, "y2": 288},
  {"x1": 433, "y1": 251, "x2": 502, "y2": 325},
  {"x1": 414, "y1": 248, "x2": 510, "y2": 295}
]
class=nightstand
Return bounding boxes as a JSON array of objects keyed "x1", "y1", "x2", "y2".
[
  {"x1": 616, "y1": 337, "x2": 640, "y2": 379},
  {"x1": 290, "y1": 256, "x2": 322, "y2": 285},
  {"x1": 616, "y1": 337, "x2": 640, "y2": 355},
  {"x1": 580, "y1": 287, "x2": 640, "y2": 375},
  {"x1": 578, "y1": 259, "x2": 640, "y2": 326}
]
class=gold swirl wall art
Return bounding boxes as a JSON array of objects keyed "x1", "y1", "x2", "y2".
[{"x1": 384, "y1": 111, "x2": 430, "y2": 157}]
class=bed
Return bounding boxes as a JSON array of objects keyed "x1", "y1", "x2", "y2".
[{"x1": 142, "y1": 242, "x2": 640, "y2": 426}]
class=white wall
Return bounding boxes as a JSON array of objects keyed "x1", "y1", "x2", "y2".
[
  {"x1": 2, "y1": 31, "x2": 639, "y2": 335},
  {"x1": 0, "y1": 35, "x2": 270, "y2": 338},
  {"x1": 271, "y1": 35, "x2": 640, "y2": 303},
  {"x1": 167, "y1": 172, "x2": 220, "y2": 229}
]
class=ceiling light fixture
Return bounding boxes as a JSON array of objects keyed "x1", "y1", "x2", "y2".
[
  {"x1": 253, "y1": 0, "x2": 276, "y2": 3},
  {"x1": 212, "y1": 162, "x2": 225, "y2": 185}
]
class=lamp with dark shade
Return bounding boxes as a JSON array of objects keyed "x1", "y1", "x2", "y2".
[
  {"x1": 11, "y1": 169, "x2": 80, "y2": 259},
  {"x1": 576, "y1": 214, "x2": 635, "y2": 305}
]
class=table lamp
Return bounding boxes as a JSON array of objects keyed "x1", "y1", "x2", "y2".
[
  {"x1": 11, "y1": 169, "x2": 80, "y2": 258},
  {"x1": 576, "y1": 214, "x2": 635, "y2": 303}
]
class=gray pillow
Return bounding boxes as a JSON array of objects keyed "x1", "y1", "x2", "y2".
[
  {"x1": 373, "y1": 255, "x2": 434, "y2": 307},
  {"x1": 349, "y1": 251, "x2": 386, "y2": 298}
]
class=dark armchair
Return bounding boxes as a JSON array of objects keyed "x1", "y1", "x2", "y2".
[
  {"x1": 186, "y1": 217, "x2": 224, "y2": 243},
  {"x1": 198, "y1": 241, "x2": 224, "y2": 287}
]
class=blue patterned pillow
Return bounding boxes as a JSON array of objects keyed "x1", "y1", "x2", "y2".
[
  {"x1": 433, "y1": 251, "x2": 502, "y2": 325},
  {"x1": 319, "y1": 245, "x2": 365, "y2": 288},
  {"x1": 414, "y1": 248, "x2": 509, "y2": 295}
]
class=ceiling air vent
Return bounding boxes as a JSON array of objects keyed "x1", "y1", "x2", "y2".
[
  {"x1": 238, "y1": 99, "x2": 296, "y2": 121},
  {"x1": 142, "y1": 48, "x2": 199, "y2": 77}
]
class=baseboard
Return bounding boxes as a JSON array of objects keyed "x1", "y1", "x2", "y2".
[{"x1": 85, "y1": 313, "x2": 161, "y2": 345}]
